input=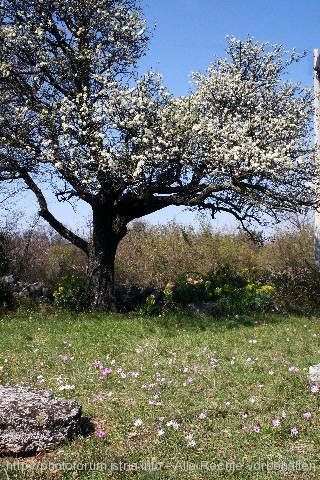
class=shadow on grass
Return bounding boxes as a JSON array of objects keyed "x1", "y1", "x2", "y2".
[
  {"x1": 3, "y1": 306, "x2": 318, "y2": 341},
  {"x1": 55, "y1": 306, "x2": 320, "y2": 335},
  {"x1": 79, "y1": 416, "x2": 95, "y2": 437},
  {"x1": 151, "y1": 310, "x2": 287, "y2": 333}
]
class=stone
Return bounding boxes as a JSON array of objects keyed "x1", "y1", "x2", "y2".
[
  {"x1": 0, "y1": 276, "x2": 54, "y2": 302},
  {"x1": 0, "y1": 384, "x2": 82, "y2": 454},
  {"x1": 22, "y1": 282, "x2": 54, "y2": 301},
  {"x1": 308, "y1": 364, "x2": 320, "y2": 386},
  {"x1": 1, "y1": 274, "x2": 17, "y2": 285},
  {"x1": 189, "y1": 301, "x2": 216, "y2": 315}
]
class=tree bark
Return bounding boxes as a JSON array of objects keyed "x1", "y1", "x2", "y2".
[{"x1": 88, "y1": 207, "x2": 127, "y2": 312}]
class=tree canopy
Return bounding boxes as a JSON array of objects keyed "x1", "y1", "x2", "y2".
[{"x1": 0, "y1": 0, "x2": 319, "y2": 310}]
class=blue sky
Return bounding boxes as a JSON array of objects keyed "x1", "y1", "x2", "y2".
[
  {"x1": 6, "y1": 0, "x2": 320, "y2": 231},
  {"x1": 141, "y1": 0, "x2": 316, "y2": 97}
]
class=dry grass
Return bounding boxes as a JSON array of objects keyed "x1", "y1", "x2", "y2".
[{"x1": 1, "y1": 216, "x2": 318, "y2": 313}]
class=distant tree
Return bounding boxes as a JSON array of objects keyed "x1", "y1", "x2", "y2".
[{"x1": 0, "y1": 0, "x2": 318, "y2": 311}]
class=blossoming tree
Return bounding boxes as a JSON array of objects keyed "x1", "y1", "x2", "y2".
[{"x1": 0, "y1": 0, "x2": 319, "y2": 311}]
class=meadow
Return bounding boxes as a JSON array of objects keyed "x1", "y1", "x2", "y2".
[{"x1": 1, "y1": 310, "x2": 320, "y2": 479}]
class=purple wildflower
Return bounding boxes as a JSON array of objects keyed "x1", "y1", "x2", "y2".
[{"x1": 303, "y1": 412, "x2": 312, "y2": 420}]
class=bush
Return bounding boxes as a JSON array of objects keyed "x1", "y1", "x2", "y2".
[
  {"x1": 116, "y1": 221, "x2": 261, "y2": 290},
  {"x1": 169, "y1": 265, "x2": 276, "y2": 315},
  {"x1": 270, "y1": 266, "x2": 320, "y2": 313},
  {"x1": 1, "y1": 213, "x2": 319, "y2": 315},
  {"x1": 116, "y1": 218, "x2": 320, "y2": 314},
  {"x1": 0, "y1": 281, "x2": 15, "y2": 312},
  {"x1": 257, "y1": 221, "x2": 319, "y2": 313},
  {"x1": 0, "y1": 218, "x2": 88, "y2": 288},
  {"x1": 53, "y1": 274, "x2": 89, "y2": 311},
  {"x1": 140, "y1": 264, "x2": 277, "y2": 316}
]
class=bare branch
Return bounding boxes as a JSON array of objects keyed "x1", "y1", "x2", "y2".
[{"x1": 19, "y1": 168, "x2": 89, "y2": 255}]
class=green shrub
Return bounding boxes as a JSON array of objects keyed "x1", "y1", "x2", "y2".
[
  {"x1": 53, "y1": 274, "x2": 89, "y2": 311},
  {"x1": 170, "y1": 264, "x2": 276, "y2": 315},
  {"x1": 214, "y1": 281, "x2": 276, "y2": 315},
  {"x1": 171, "y1": 272, "x2": 211, "y2": 306},
  {"x1": 145, "y1": 293, "x2": 157, "y2": 314}
]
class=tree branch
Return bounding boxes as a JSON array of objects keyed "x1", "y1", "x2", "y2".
[{"x1": 19, "y1": 168, "x2": 89, "y2": 255}]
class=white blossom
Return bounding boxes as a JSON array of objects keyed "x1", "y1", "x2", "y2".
[{"x1": 0, "y1": 6, "x2": 318, "y2": 250}]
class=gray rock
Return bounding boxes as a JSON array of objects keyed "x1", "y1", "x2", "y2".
[
  {"x1": 1, "y1": 275, "x2": 17, "y2": 285},
  {"x1": 0, "y1": 276, "x2": 54, "y2": 302},
  {"x1": 308, "y1": 364, "x2": 320, "y2": 386},
  {"x1": 189, "y1": 301, "x2": 216, "y2": 315},
  {"x1": 0, "y1": 384, "x2": 82, "y2": 454}
]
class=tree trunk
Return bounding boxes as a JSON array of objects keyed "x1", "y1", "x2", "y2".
[{"x1": 88, "y1": 208, "x2": 127, "y2": 312}]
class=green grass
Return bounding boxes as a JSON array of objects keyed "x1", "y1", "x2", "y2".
[{"x1": 1, "y1": 310, "x2": 320, "y2": 479}]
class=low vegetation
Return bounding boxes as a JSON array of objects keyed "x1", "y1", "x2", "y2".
[{"x1": 0, "y1": 215, "x2": 319, "y2": 315}]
